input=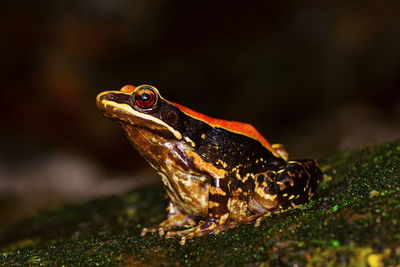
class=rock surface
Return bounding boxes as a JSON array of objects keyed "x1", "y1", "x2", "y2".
[{"x1": 1, "y1": 141, "x2": 399, "y2": 266}]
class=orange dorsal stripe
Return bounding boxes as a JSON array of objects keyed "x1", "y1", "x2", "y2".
[{"x1": 170, "y1": 102, "x2": 277, "y2": 154}]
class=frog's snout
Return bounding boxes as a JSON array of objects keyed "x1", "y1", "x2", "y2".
[{"x1": 97, "y1": 91, "x2": 131, "y2": 105}]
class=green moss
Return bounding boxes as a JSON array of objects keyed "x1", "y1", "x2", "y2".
[{"x1": 1, "y1": 141, "x2": 399, "y2": 266}]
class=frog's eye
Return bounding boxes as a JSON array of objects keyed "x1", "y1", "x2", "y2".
[{"x1": 133, "y1": 87, "x2": 158, "y2": 109}]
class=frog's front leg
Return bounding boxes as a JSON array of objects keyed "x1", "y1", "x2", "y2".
[
  {"x1": 141, "y1": 199, "x2": 197, "y2": 237},
  {"x1": 166, "y1": 175, "x2": 231, "y2": 245}
]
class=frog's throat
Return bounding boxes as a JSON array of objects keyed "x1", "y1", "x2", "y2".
[{"x1": 98, "y1": 97, "x2": 183, "y2": 140}]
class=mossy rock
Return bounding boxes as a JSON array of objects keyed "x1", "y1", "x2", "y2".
[{"x1": 1, "y1": 141, "x2": 400, "y2": 266}]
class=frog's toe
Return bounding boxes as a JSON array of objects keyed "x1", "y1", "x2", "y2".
[
  {"x1": 141, "y1": 226, "x2": 162, "y2": 236},
  {"x1": 166, "y1": 220, "x2": 233, "y2": 245},
  {"x1": 141, "y1": 213, "x2": 197, "y2": 237},
  {"x1": 140, "y1": 227, "x2": 153, "y2": 236},
  {"x1": 165, "y1": 220, "x2": 206, "y2": 238}
]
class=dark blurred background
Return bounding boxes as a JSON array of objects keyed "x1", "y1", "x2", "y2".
[{"x1": 0, "y1": 1, "x2": 399, "y2": 228}]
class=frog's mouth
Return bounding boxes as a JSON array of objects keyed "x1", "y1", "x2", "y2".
[{"x1": 97, "y1": 91, "x2": 183, "y2": 140}]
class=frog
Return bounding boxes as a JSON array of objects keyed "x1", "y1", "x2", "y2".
[{"x1": 96, "y1": 84, "x2": 322, "y2": 245}]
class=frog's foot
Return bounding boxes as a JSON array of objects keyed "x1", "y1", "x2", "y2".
[
  {"x1": 229, "y1": 212, "x2": 274, "y2": 228},
  {"x1": 141, "y1": 214, "x2": 197, "y2": 237},
  {"x1": 165, "y1": 219, "x2": 233, "y2": 245}
]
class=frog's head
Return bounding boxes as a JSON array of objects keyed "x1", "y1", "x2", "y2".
[
  {"x1": 97, "y1": 84, "x2": 283, "y2": 161},
  {"x1": 96, "y1": 85, "x2": 186, "y2": 143}
]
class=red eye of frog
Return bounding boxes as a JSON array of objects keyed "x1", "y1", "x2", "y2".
[{"x1": 134, "y1": 87, "x2": 158, "y2": 109}]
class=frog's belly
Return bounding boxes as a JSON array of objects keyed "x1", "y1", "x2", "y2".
[{"x1": 157, "y1": 168, "x2": 209, "y2": 217}]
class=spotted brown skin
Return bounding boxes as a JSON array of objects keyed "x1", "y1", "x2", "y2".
[{"x1": 96, "y1": 84, "x2": 322, "y2": 245}]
